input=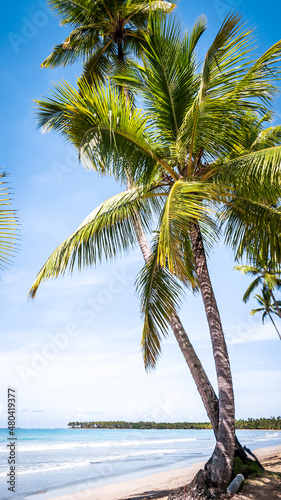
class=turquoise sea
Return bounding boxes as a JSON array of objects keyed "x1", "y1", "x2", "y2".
[{"x1": 0, "y1": 428, "x2": 281, "y2": 499}]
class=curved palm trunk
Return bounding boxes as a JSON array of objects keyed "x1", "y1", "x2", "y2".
[
  {"x1": 132, "y1": 210, "x2": 220, "y2": 432},
  {"x1": 120, "y1": 47, "x2": 224, "y2": 444},
  {"x1": 188, "y1": 221, "x2": 236, "y2": 495},
  {"x1": 269, "y1": 290, "x2": 281, "y2": 322},
  {"x1": 131, "y1": 195, "x2": 246, "y2": 465},
  {"x1": 169, "y1": 314, "x2": 219, "y2": 434},
  {"x1": 268, "y1": 311, "x2": 281, "y2": 340}
]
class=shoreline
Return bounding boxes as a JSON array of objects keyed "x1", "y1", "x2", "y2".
[
  {"x1": 67, "y1": 428, "x2": 280, "y2": 432},
  {"x1": 25, "y1": 444, "x2": 281, "y2": 500}
]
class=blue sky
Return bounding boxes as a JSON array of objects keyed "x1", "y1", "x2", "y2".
[{"x1": 0, "y1": 0, "x2": 281, "y2": 428}]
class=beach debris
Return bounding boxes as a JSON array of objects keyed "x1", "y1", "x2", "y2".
[{"x1": 227, "y1": 474, "x2": 244, "y2": 495}]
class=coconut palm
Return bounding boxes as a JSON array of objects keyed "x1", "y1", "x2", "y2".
[
  {"x1": 41, "y1": 0, "x2": 176, "y2": 81},
  {"x1": 0, "y1": 170, "x2": 17, "y2": 276},
  {"x1": 251, "y1": 288, "x2": 281, "y2": 340},
  {"x1": 42, "y1": 2, "x2": 227, "y2": 444},
  {"x1": 30, "y1": 13, "x2": 281, "y2": 496},
  {"x1": 40, "y1": 0, "x2": 249, "y2": 468},
  {"x1": 40, "y1": 0, "x2": 235, "y2": 451},
  {"x1": 235, "y1": 251, "x2": 281, "y2": 319},
  {"x1": 42, "y1": 0, "x2": 225, "y2": 439}
]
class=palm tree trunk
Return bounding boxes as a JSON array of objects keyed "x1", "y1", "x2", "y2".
[
  {"x1": 132, "y1": 208, "x2": 220, "y2": 432},
  {"x1": 268, "y1": 311, "x2": 281, "y2": 340},
  {"x1": 269, "y1": 290, "x2": 281, "y2": 321},
  {"x1": 121, "y1": 45, "x2": 225, "y2": 449},
  {"x1": 169, "y1": 314, "x2": 219, "y2": 434},
  {"x1": 127, "y1": 178, "x2": 221, "y2": 433},
  {"x1": 188, "y1": 221, "x2": 236, "y2": 495},
  {"x1": 130, "y1": 189, "x2": 247, "y2": 465}
]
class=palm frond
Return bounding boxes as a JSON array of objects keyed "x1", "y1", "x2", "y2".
[
  {"x1": 242, "y1": 276, "x2": 261, "y2": 303},
  {"x1": 0, "y1": 171, "x2": 18, "y2": 274},
  {"x1": 116, "y1": 13, "x2": 202, "y2": 148},
  {"x1": 136, "y1": 234, "x2": 186, "y2": 370},
  {"x1": 80, "y1": 40, "x2": 114, "y2": 82},
  {"x1": 251, "y1": 308, "x2": 267, "y2": 320},
  {"x1": 41, "y1": 28, "x2": 102, "y2": 68},
  {"x1": 222, "y1": 189, "x2": 281, "y2": 261},
  {"x1": 157, "y1": 180, "x2": 221, "y2": 274},
  {"x1": 184, "y1": 15, "x2": 207, "y2": 57},
  {"x1": 264, "y1": 273, "x2": 279, "y2": 290},
  {"x1": 199, "y1": 13, "x2": 244, "y2": 101},
  {"x1": 178, "y1": 18, "x2": 281, "y2": 169},
  {"x1": 35, "y1": 80, "x2": 176, "y2": 183},
  {"x1": 128, "y1": 0, "x2": 177, "y2": 15},
  {"x1": 218, "y1": 145, "x2": 281, "y2": 190},
  {"x1": 29, "y1": 186, "x2": 159, "y2": 298},
  {"x1": 251, "y1": 125, "x2": 281, "y2": 151},
  {"x1": 235, "y1": 38, "x2": 281, "y2": 99},
  {"x1": 234, "y1": 264, "x2": 259, "y2": 276},
  {"x1": 47, "y1": 0, "x2": 94, "y2": 27}
]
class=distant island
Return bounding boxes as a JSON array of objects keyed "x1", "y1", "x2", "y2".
[{"x1": 68, "y1": 417, "x2": 281, "y2": 430}]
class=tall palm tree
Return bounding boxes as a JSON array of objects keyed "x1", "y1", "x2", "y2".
[
  {"x1": 41, "y1": 1, "x2": 230, "y2": 450},
  {"x1": 0, "y1": 170, "x2": 17, "y2": 276},
  {"x1": 235, "y1": 251, "x2": 281, "y2": 319},
  {"x1": 30, "y1": 14, "x2": 281, "y2": 496},
  {"x1": 251, "y1": 288, "x2": 281, "y2": 340},
  {"x1": 41, "y1": 0, "x2": 176, "y2": 81}
]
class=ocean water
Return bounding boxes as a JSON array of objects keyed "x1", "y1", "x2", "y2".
[{"x1": 0, "y1": 428, "x2": 281, "y2": 499}]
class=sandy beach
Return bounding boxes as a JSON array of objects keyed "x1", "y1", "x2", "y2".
[{"x1": 27, "y1": 445, "x2": 281, "y2": 500}]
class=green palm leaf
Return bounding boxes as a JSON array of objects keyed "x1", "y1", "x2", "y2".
[
  {"x1": 157, "y1": 180, "x2": 222, "y2": 274},
  {"x1": 47, "y1": 0, "x2": 93, "y2": 27},
  {"x1": 42, "y1": 0, "x2": 177, "y2": 82},
  {"x1": 250, "y1": 289, "x2": 281, "y2": 340},
  {"x1": 116, "y1": 13, "x2": 204, "y2": 148},
  {"x1": 81, "y1": 40, "x2": 115, "y2": 81},
  {"x1": 251, "y1": 125, "x2": 281, "y2": 151},
  {"x1": 222, "y1": 192, "x2": 281, "y2": 261},
  {"x1": 242, "y1": 277, "x2": 261, "y2": 303},
  {"x1": 35, "y1": 80, "x2": 176, "y2": 183},
  {"x1": 0, "y1": 171, "x2": 17, "y2": 274},
  {"x1": 199, "y1": 13, "x2": 244, "y2": 100},
  {"x1": 234, "y1": 265, "x2": 259, "y2": 276},
  {"x1": 136, "y1": 235, "x2": 188, "y2": 370},
  {"x1": 218, "y1": 145, "x2": 281, "y2": 190},
  {"x1": 29, "y1": 186, "x2": 160, "y2": 298},
  {"x1": 41, "y1": 29, "x2": 104, "y2": 68}
]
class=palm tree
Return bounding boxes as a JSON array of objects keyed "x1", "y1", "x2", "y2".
[
  {"x1": 41, "y1": 0, "x2": 176, "y2": 81},
  {"x1": 42, "y1": 1, "x2": 226, "y2": 439},
  {"x1": 251, "y1": 288, "x2": 281, "y2": 340},
  {"x1": 40, "y1": 1, "x2": 229, "y2": 450},
  {"x1": 30, "y1": 14, "x2": 281, "y2": 496},
  {"x1": 235, "y1": 251, "x2": 281, "y2": 320},
  {"x1": 0, "y1": 170, "x2": 17, "y2": 276}
]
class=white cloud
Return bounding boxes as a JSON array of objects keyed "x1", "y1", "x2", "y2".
[{"x1": 226, "y1": 321, "x2": 278, "y2": 345}]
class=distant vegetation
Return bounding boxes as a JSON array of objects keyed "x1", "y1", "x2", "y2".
[{"x1": 68, "y1": 418, "x2": 281, "y2": 430}]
